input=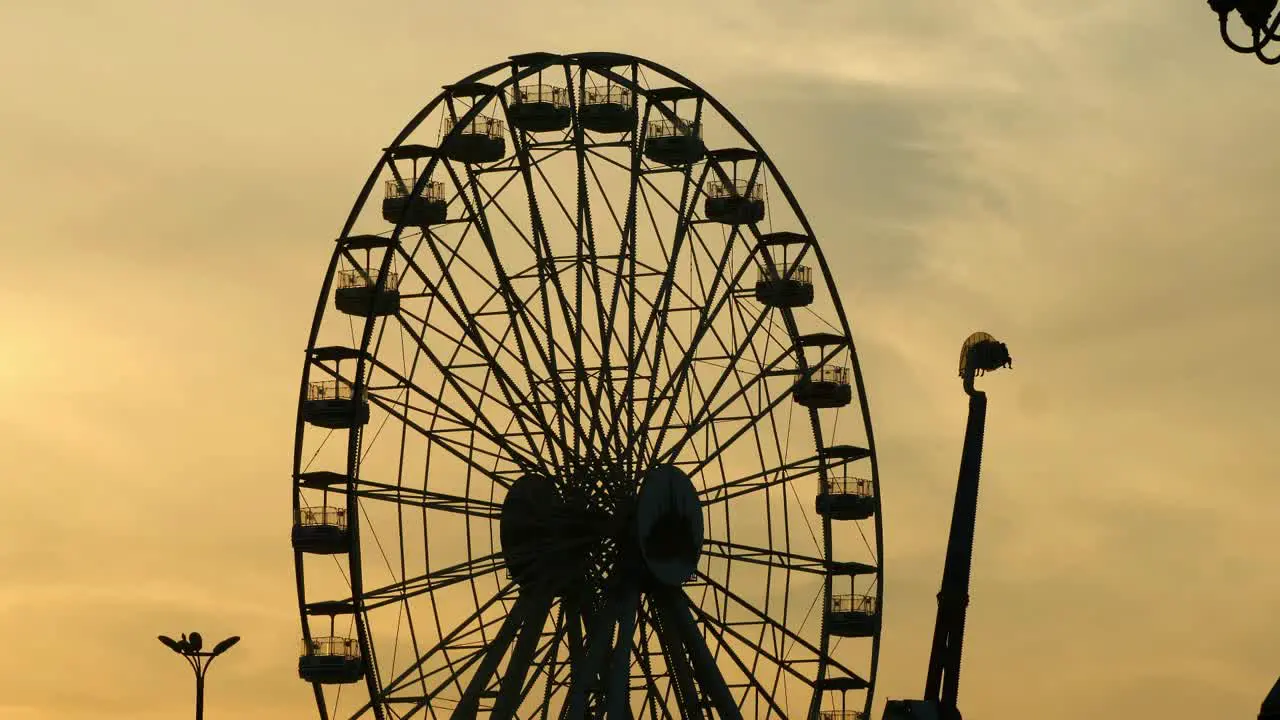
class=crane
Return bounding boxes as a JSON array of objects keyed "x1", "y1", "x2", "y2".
[{"x1": 883, "y1": 332, "x2": 1012, "y2": 720}]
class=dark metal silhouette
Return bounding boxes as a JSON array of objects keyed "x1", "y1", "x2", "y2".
[
  {"x1": 293, "y1": 51, "x2": 886, "y2": 719},
  {"x1": 1261, "y1": 675, "x2": 1280, "y2": 719},
  {"x1": 883, "y1": 333, "x2": 1011, "y2": 720},
  {"x1": 1209, "y1": 0, "x2": 1280, "y2": 64},
  {"x1": 157, "y1": 632, "x2": 240, "y2": 720}
]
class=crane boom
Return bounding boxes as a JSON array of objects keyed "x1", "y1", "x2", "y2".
[{"x1": 883, "y1": 332, "x2": 1010, "y2": 720}]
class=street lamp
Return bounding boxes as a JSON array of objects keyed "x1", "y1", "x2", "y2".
[
  {"x1": 157, "y1": 631, "x2": 240, "y2": 720},
  {"x1": 1209, "y1": 0, "x2": 1280, "y2": 64}
]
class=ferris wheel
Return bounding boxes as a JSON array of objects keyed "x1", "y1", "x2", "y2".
[{"x1": 291, "y1": 51, "x2": 884, "y2": 720}]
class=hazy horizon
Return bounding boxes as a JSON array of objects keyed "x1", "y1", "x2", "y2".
[{"x1": 3, "y1": 2, "x2": 1278, "y2": 718}]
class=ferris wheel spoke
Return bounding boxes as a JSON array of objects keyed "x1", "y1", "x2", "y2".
[
  {"x1": 363, "y1": 350, "x2": 538, "y2": 477},
  {"x1": 692, "y1": 608, "x2": 790, "y2": 718},
  {"x1": 611, "y1": 205, "x2": 698, "y2": 463},
  {"x1": 366, "y1": 384, "x2": 527, "y2": 462},
  {"x1": 407, "y1": 238, "x2": 563, "y2": 461},
  {"x1": 636, "y1": 161, "x2": 707, "y2": 350},
  {"x1": 355, "y1": 582, "x2": 517, "y2": 713},
  {"x1": 578, "y1": 153, "x2": 633, "y2": 435},
  {"x1": 359, "y1": 553, "x2": 507, "y2": 612},
  {"x1": 640, "y1": 228, "x2": 753, "y2": 457},
  {"x1": 663, "y1": 297, "x2": 792, "y2": 438},
  {"x1": 700, "y1": 541, "x2": 834, "y2": 576},
  {"x1": 595, "y1": 263, "x2": 674, "y2": 458},
  {"x1": 692, "y1": 571, "x2": 865, "y2": 686},
  {"x1": 519, "y1": 153, "x2": 616, "y2": 462},
  {"x1": 624, "y1": 167, "x2": 709, "y2": 464},
  {"x1": 368, "y1": 401, "x2": 519, "y2": 492},
  {"x1": 477, "y1": 122, "x2": 572, "y2": 406},
  {"x1": 614, "y1": 108, "x2": 649, "y2": 464},
  {"x1": 671, "y1": 343, "x2": 844, "y2": 476},
  {"x1": 438, "y1": 162, "x2": 578, "y2": 469},
  {"x1": 341, "y1": 472, "x2": 503, "y2": 519},
  {"x1": 393, "y1": 285, "x2": 566, "y2": 466},
  {"x1": 468, "y1": 149, "x2": 616, "y2": 466},
  {"x1": 654, "y1": 341, "x2": 797, "y2": 467},
  {"x1": 568, "y1": 119, "x2": 627, "y2": 461},
  {"x1": 698, "y1": 456, "x2": 823, "y2": 507}
]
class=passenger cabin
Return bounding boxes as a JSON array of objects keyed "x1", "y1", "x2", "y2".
[
  {"x1": 817, "y1": 710, "x2": 866, "y2": 720},
  {"x1": 382, "y1": 177, "x2": 447, "y2": 227},
  {"x1": 827, "y1": 593, "x2": 879, "y2": 638},
  {"x1": 441, "y1": 115, "x2": 506, "y2": 164},
  {"x1": 334, "y1": 268, "x2": 399, "y2": 317},
  {"x1": 818, "y1": 674, "x2": 871, "y2": 720},
  {"x1": 704, "y1": 179, "x2": 765, "y2": 225},
  {"x1": 508, "y1": 84, "x2": 571, "y2": 133},
  {"x1": 883, "y1": 700, "x2": 941, "y2": 720},
  {"x1": 302, "y1": 378, "x2": 369, "y2": 429},
  {"x1": 291, "y1": 506, "x2": 349, "y2": 554},
  {"x1": 755, "y1": 263, "x2": 814, "y2": 308},
  {"x1": 298, "y1": 636, "x2": 365, "y2": 684},
  {"x1": 815, "y1": 476, "x2": 876, "y2": 521},
  {"x1": 794, "y1": 365, "x2": 853, "y2": 409},
  {"x1": 580, "y1": 85, "x2": 636, "y2": 133},
  {"x1": 643, "y1": 118, "x2": 705, "y2": 166}
]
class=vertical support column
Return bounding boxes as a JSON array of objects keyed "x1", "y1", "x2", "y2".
[{"x1": 923, "y1": 391, "x2": 987, "y2": 713}]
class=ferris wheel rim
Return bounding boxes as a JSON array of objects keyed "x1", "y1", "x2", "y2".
[{"x1": 292, "y1": 51, "x2": 884, "y2": 720}]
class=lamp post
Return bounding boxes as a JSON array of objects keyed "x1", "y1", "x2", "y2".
[
  {"x1": 1208, "y1": 0, "x2": 1280, "y2": 64},
  {"x1": 158, "y1": 631, "x2": 240, "y2": 720}
]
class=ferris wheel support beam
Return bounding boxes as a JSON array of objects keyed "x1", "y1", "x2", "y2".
[
  {"x1": 564, "y1": 587, "x2": 632, "y2": 719},
  {"x1": 606, "y1": 586, "x2": 643, "y2": 719},
  {"x1": 489, "y1": 593, "x2": 555, "y2": 720},
  {"x1": 450, "y1": 592, "x2": 537, "y2": 718},
  {"x1": 660, "y1": 586, "x2": 744, "y2": 720},
  {"x1": 648, "y1": 599, "x2": 703, "y2": 720}
]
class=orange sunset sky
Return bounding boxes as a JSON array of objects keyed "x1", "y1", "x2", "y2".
[{"x1": 3, "y1": 2, "x2": 1279, "y2": 718}]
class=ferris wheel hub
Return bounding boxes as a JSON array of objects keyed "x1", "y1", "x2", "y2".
[{"x1": 635, "y1": 464, "x2": 705, "y2": 586}]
